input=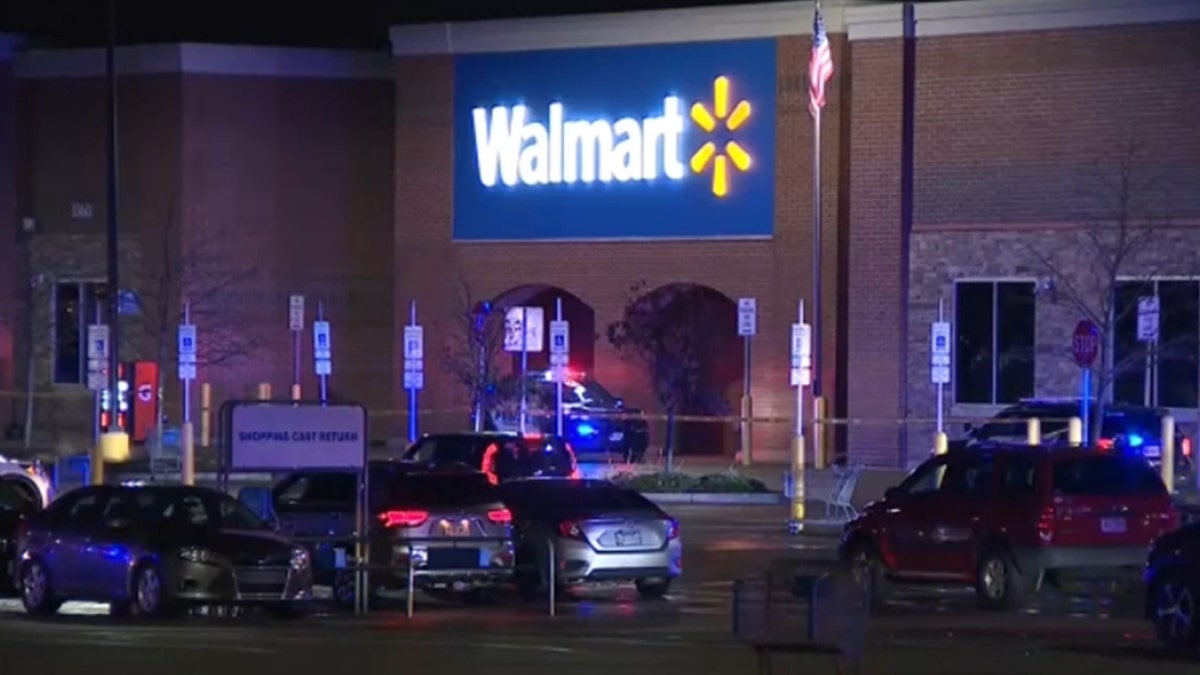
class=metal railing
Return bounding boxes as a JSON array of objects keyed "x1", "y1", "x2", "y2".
[{"x1": 286, "y1": 533, "x2": 560, "y2": 618}]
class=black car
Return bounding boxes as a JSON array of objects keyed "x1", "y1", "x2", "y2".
[
  {"x1": 487, "y1": 371, "x2": 650, "y2": 462},
  {"x1": 403, "y1": 431, "x2": 582, "y2": 483},
  {"x1": 0, "y1": 479, "x2": 39, "y2": 595},
  {"x1": 242, "y1": 461, "x2": 515, "y2": 605},
  {"x1": 1144, "y1": 520, "x2": 1200, "y2": 651},
  {"x1": 13, "y1": 485, "x2": 312, "y2": 617},
  {"x1": 956, "y1": 399, "x2": 1192, "y2": 480}
]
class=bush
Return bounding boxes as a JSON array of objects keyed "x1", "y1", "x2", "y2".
[{"x1": 611, "y1": 471, "x2": 770, "y2": 494}]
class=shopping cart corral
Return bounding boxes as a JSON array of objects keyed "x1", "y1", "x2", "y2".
[{"x1": 732, "y1": 569, "x2": 870, "y2": 674}]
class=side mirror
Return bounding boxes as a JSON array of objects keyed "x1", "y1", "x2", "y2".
[{"x1": 883, "y1": 487, "x2": 903, "y2": 501}]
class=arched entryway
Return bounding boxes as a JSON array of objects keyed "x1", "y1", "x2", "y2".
[
  {"x1": 608, "y1": 283, "x2": 741, "y2": 457},
  {"x1": 490, "y1": 285, "x2": 596, "y2": 377}
]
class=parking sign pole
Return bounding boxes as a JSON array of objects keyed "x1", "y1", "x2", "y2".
[
  {"x1": 789, "y1": 300, "x2": 807, "y2": 534},
  {"x1": 520, "y1": 307, "x2": 529, "y2": 434},
  {"x1": 317, "y1": 302, "x2": 329, "y2": 404},
  {"x1": 935, "y1": 299, "x2": 944, "y2": 435},
  {"x1": 555, "y1": 298, "x2": 564, "y2": 437},
  {"x1": 409, "y1": 301, "x2": 419, "y2": 443}
]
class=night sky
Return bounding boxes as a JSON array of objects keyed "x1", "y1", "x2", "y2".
[{"x1": 0, "y1": 0, "x2": 789, "y2": 50}]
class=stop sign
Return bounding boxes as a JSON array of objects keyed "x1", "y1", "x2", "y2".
[{"x1": 1072, "y1": 320, "x2": 1100, "y2": 368}]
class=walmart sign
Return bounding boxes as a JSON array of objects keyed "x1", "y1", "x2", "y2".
[{"x1": 453, "y1": 39, "x2": 777, "y2": 240}]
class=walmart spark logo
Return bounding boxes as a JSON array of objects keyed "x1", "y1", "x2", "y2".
[{"x1": 689, "y1": 76, "x2": 753, "y2": 198}]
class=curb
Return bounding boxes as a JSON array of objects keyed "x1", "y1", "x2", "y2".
[{"x1": 641, "y1": 492, "x2": 786, "y2": 505}]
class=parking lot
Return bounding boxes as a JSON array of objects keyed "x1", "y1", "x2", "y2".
[{"x1": 2, "y1": 504, "x2": 1192, "y2": 674}]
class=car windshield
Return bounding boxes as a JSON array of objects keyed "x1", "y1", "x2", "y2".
[
  {"x1": 1052, "y1": 456, "x2": 1167, "y2": 496},
  {"x1": 149, "y1": 490, "x2": 272, "y2": 531}
]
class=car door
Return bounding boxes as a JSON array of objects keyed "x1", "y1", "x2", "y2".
[
  {"x1": 84, "y1": 492, "x2": 144, "y2": 600},
  {"x1": 51, "y1": 489, "x2": 107, "y2": 595},
  {"x1": 935, "y1": 454, "x2": 997, "y2": 577},
  {"x1": 884, "y1": 455, "x2": 951, "y2": 575}
]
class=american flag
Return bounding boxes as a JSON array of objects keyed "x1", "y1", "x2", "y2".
[{"x1": 808, "y1": 3, "x2": 834, "y2": 118}]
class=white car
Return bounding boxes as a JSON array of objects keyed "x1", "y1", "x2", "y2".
[{"x1": 0, "y1": 457, "x2": 53, "y2": 510}]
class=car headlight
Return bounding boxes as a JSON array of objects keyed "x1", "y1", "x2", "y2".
[
  {"x1": 290, "y1": 547, "x2": 310, "y2": 570},
  {"x1": 180, "y1": 546, "x2": 214, "y2": 563}
]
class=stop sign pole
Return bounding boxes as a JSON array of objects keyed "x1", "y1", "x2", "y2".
[{"x1": 1072, "y1": 320, "x2": 1100, "y2": 443}]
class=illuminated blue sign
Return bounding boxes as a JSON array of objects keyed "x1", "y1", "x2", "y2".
[{"x1": 453, "y1": 39, "x2": 777, "y2": 240}]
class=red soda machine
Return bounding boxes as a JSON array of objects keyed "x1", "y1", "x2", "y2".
[{"x1": 99, "y1": 361, "x2": 159, "y2": 443}]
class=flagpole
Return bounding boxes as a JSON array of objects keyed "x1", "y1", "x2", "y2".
[{"x1": 811, "y1": 102, "x2": 823, "y2": 466}]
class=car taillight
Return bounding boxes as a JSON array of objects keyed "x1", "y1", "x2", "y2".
[
  {"x1": 1036, "y1": 505, "x2": 1055, "y2": 544},
  {"x1": 1097, "y1": 438, "x2": 1114, "y2": 452},
  {"x1": 665, "y1": 518, "x2": 679, "y2": 540},
  {"x1": 378, "y1": 510, "x2": 429, "y2": 528},
  {"x1": 1182, "y1": 437, "x2": 1192, "y2": 458},
  {"x1": 486, "y1": 508, "x2": 512, "y2": 524},
  {"x1": 558, "y1": 520, "x2": 586, "y2": 540}
]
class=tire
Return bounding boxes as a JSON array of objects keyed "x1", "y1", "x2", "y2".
[
  {"x1": 1151, "y1": 568, "x2": 1200, "y2": 652},
  {"x1": 19, "y1": 559, "x2": 63, "y2": 616},
  {"x1": 635, "y1": 578, "x2": 670, "y2": 599},
  {"x1": 132, "y1": 564, "x2": 175, "y2": 618},
  {"x1": 843, "y1": 539, "x2": 889, "y2": 610},
  {"x1": 975, "y1": 547, "x2": 1028, "y2": 611}
]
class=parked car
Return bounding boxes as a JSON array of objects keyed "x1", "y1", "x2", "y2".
[
  {"x1": 1144, "y1": 521, "x2": 1200, "y2": 652},
  {"x1": 13, "y1": 484, "x2": 312, "y2": 618},
  {"x1": 246, "y1": 461, "x2": 515, "y2": 604},
  {"x1": 496, "y1": 478, "x2": 681, "y2": 600},
  {"x1": 955, "y1": 399, "x2": 1192, "y2": 483},
  {"x1": 487, "y1": 370, "x2": 650, "y2": 462},
  {"x1": 402, "y1": 431, "x2": 582, "y2": 484},
  {"x1": 0, "y1": 456, "x2": 53, "y2": 510},
  {"x1": 1, "y1": 478, "x2": 40, "y2": 596},
  {"x1": 840, "y1": 447, "x2": 1177, "y2": 610}
]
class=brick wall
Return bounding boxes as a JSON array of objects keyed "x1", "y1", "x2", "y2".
[{"x1": 393, "y1": 35, "x2": 848, "y2": 459}]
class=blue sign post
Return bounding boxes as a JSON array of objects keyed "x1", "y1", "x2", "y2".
[{"x1": 453, "y1": 39, "x2": 777, "y2": 241}]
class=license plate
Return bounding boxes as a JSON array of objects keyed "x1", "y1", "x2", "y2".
[
  {"x1": 1144, "y1": 445, "x2": 1161, "y2": 458},
  {"x1": 610, "y1": 432, "x2": 625, "y2": 441},
  {"x1": 614, "y1": 530, "x2": 642, "y2": 547},
  {"x1": 1100, "y1": 517, "x2": 1127, "y2": 534}
]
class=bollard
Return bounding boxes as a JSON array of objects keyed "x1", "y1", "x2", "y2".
[
  {"x1": 181, "y1": 421, "x2": 195, "y2": 486},
  {"x1": 256, "y1": 382, "x2": 272, "y2": 400},
  {"x1": 790, "y1": 435, "x2": 806, "y2": 526},
  {"x1": 1067, "y1": 417, "x2": 1083, "y2": 447},
  {"x1": 933, "y1": 431, "x2": 948, "y2": 455},
  {"x1": 291, "y1": 383, "x2": 301, "y2": 401},
  {"x1": 740, "y1": 395, "x2": 753, "y2": 466},
  {"x1": 813, "y1": 396, "x2": 827, "y2": 470},
  {"x1": 200, "y1": 383, "x2": 211, "y2": 448},
  {"x1": 1162, "y1": 415, "x2": 1176, "y2": 493},
  {"x1": 89, "y1": 441, "x2": 104, "y2": 486},
  {"x1": 1026, "y1": 418, "x2": 1041, "y2": 446}
]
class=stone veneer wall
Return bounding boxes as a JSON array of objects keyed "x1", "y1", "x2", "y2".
[{"x1": 904, "y1": 226, "x2": 1200, "y2": 457}]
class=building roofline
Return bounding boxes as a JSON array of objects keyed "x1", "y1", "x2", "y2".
[
  {"x1": 13, "y1": 43, "x2": 392, "y2": 80},
  {"x1": 388, "y1": 0, "x2": 1200, "y2": 54}
]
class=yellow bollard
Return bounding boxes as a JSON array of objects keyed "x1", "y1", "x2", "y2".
[
  {"x1": 739, "y1": 395, "x2": 753, "y2": 466},
  {"x1": 1162, "y1": 415, "x2": 1176, "y2": 493},
  {"x1": 200, "y1": 383, "x2": 212, "y2": 448},
  {"x1": 934, "y1": 431, "x2": 948, "y2": 455},
  {"x1": 291, "y1": 383, "x2": 302, "y2": 401},
  {"x1": 181, "y1": 421, "x2": 195, "y2": 486},
  {"x1": 790, "y1": 434, "x2": 806, "y2": 523},
  {"x1": 813, "y1": 396, "x2": 827, "y2": 470},
  {"x1": 92, "y1": 431, "x2": 131, "y2": 484},
  {"x1": 1026, "y1": 418, "x2": 1041, "y2": 446},
  {"x1": 256, "y1": 382, "x2": 272, "y2": 400},
  {"x1": 1067, "y1": 417, "x2": 1083, "y2": 447},
  {"x1": 89, "y1": 442, "x2": 104, "y2": 486}
]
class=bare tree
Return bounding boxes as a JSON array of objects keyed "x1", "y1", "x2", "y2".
[
  {"x1": 437, "y1": 278, "x2": 509, "y2": 431},
  {"x1": 1024, "y1": 143, "x2": 1197, "y2": 442},
  {"x1": 607, "y1": 281, "x2": 729, "y2": 467},
  {"x1": 136, "y1": 205, "x2": 262, "y2": 444}
]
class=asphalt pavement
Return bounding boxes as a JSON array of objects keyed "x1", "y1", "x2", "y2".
[{"x1": 1, "y1": 504, "x2": 1194, "y2": 674}]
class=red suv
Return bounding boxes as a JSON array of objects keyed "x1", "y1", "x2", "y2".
[{"x1": 839, "y1": 447, "x2": 1178, "y2": 609}]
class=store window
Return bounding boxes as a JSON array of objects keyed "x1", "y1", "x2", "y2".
[
  {"x1": 954, "y1": 281, "x2": 1036, "y2": 405},
  {"x1": 1113, "y1": 280, "x2": 1199, "y2": 408},
  {"x1": 53, "y1": 281, "x2": 108, "y2": 385}
]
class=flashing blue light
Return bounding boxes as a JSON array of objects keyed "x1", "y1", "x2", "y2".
[
  {"x1": 577, "y1": 423, "x2": 598, "y2": 437},
  {"x1": 1127, "y1": 433, "x2": 1144, "y2": 448}
]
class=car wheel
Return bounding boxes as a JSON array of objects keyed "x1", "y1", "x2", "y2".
[
  {"x1": 20, "y1": 559, "x2": 62, "y2": 616},
  {"x1": 133, "y1": 564, "x2": 175, "y2": 617},
  {"x1": 975, "y1": 547, "x2": 1028, "y2": 611},
  {"x1": 1152, "y1": 568, "x2": 1200, "y2": 651},
  {"x1": 843, "y1": 540, "x2": 889, "y2": 609},
  {"x1": 635, "y1": 578, "x2": 670, "y2": 599}
]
